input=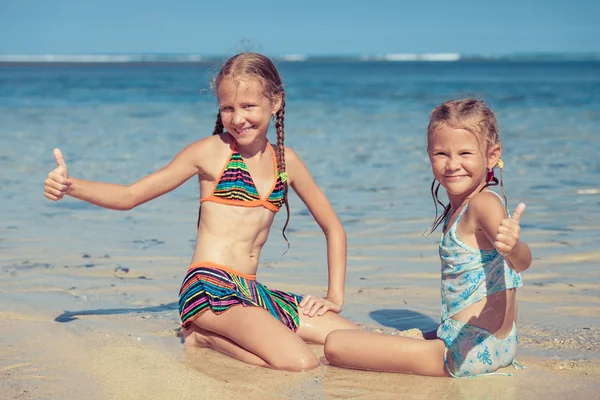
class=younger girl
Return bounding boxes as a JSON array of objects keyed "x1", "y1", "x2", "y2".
[
  {"x1": 324, "y1": 99, "x2": 532, "y2": 377},
  {"x1": 43, "y1": 53, "x2": 358, "y2": 371}
]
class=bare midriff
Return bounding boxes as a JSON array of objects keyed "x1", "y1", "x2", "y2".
[
  {"x1": 190, "y1": 201, "x2": 276, "y2": 276},
  {"x1": 451, "y1": 288, "x2": 517, "y2": 339}
]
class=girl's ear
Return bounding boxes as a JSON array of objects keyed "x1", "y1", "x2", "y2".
[
  {"x1": 487, "y1": 143, "x2": 502, "y2": 169},
  {"x1": 272, "y1": 93, "x2": 283, "y2": 115}
]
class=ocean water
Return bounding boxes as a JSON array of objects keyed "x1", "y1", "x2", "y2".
[{"x1": 1, "y1": 60, "x2": 599, "y2": 358}]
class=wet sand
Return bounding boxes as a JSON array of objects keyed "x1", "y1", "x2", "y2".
[{"x1": 2, "y1": 311, "x2": 599, "y2": 400}]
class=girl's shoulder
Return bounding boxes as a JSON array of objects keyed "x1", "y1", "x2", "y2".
[
  {"x1": 470, "y1": 190, "x2": 505, "y2": 209},
  {"x1": 466, "y1": 190, "x2": 508, "y2": 224},
  {"x1": 187, "y1": 132, "x2": 232, "y2": 154},
  {"x1": 180, "y1": 133, "x2": 233, "y2": 174}
]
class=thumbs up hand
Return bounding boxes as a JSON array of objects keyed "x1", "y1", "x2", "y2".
[
  {"x1": 494, "y1": 203, "x2": 526, "y2": 257},
  {"x1": 44, "y1": 148, "x2": 72, "y2": 201}
]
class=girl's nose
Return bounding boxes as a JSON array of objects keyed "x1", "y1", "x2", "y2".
[
  {"x1": 232, "y1": 109, "x2": 245, "y2": 125},
  {"x1": 447, "y1": 157, "x2": 461, "y2": 170}
]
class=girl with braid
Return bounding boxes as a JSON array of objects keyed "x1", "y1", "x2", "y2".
[{"x1": 43, "y1": 53, "x2": 359, "y2": 371}]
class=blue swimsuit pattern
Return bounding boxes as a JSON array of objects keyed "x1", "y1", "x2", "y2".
[{"x1": 436, "y1": 191, "x2": 525, "y2": 378}]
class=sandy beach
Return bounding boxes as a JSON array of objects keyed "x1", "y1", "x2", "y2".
[
  {"x1": 2, "y1": 245, "x2": 599, "y2": 400},
  {"x1": 2, "y1": 301, "x2": 599, "y2": 400}
]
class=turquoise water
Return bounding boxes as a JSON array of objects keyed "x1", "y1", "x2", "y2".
[{"x1": 1, "y1": 61, "x2": 599, "y2": 357}]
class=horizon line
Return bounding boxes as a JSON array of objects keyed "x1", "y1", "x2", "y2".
[{"x1": 0, "y1": 52, "x2": 599, "y2": 63}]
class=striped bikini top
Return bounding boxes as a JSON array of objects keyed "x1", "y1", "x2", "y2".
[{"x1": 200, "y1": 142, "x2": 285, "y2": 212}]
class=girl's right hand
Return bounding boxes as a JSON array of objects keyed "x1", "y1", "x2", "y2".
[
  {"x1": 44, "y1": 148, "x2": 72, "y2": 201},
  {"x1": 299, "y1": 294, "x2": 343, "y2": 317},
  {"x1": 494, "y1": 203, "x2": 525, "y2": 256}
]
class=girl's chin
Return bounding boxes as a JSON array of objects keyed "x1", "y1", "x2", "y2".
[
  {"x1": 234, "y1": 131, "x2": 254, "y2": 140},
  {"x1": 231, "y1": 130, "x2": 268, "y2": 143}
]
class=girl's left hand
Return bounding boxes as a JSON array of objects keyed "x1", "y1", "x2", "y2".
[
  {"x1": 494, "y1": 203, "x2": 526, "y2": 256},
  {"x1": 299, "y1": 294, "x2": 342, "y2": 317}
]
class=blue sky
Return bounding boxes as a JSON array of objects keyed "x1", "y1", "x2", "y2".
[{"x1": 1, "y1": 0, "x2": 598, "y2": 55}]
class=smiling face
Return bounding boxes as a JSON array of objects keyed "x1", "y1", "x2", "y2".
[
  {"x1": 217, "y1": 76, "x2": 281, "y2": 146},
  {"x1": 428, "y1": 123, "x2": 500, "y2": 202}
]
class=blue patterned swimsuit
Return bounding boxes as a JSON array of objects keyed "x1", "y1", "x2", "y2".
[{"x1": 436, "y1": 191, "x2": 525, "y2": 378}]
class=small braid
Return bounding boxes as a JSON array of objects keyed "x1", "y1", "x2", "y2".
[
  {"x1": 198, "y1": 112, "x2": 225, "y2": 228},
  {"x1": 212, "y1": 112, "x2": 224, "y2": 136},
  {"x1": 275, "y1": 97, "x2": 291, "y2": 251}
]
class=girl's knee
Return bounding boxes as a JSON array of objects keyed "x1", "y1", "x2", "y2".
[{"x1": 323, "y1": 330, "x2": 347, "y2": 364}]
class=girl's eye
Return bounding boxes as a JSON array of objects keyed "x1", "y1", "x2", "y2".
[
  {"x1": 460, "y1": 152, "x2": 473, "y2": 156},
  {"x1": 220, "y1": 106, "x2": 233, "y2": 112},
  {"x1": 243, "y1": 104, "x2": 255, "y2": 109}
]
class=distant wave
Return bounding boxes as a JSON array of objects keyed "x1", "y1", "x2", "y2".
[
  {"x1": 279, "y1": 54, "x2": 307, "y2": 62},
  {"x1": 0, "y1": 54, "x2": 206, "y2": 63},
  {"x1": 0, "y1": 52, "x2": 598, "y2": 63},
  {"x1": 361, "y1": 53, "x2": 461, "y2": 62}
]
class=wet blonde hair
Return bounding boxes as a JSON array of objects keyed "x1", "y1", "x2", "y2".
[
  {"x1": 426, "y1": 99, "x2": 508, "y2": 233},
  {"x1": 200, "y1": 53, "x2": 291, "y2": 248}
]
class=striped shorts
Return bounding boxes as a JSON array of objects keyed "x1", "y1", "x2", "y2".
[{"x1": 179, "y1": 262, "x2": 303, "y2": 332}]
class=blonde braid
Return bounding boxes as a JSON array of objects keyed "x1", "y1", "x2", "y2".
[{"x1": 275, "y1": 97, "x2": 291, "y2": 251}]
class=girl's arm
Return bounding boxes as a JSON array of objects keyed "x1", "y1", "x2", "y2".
[
  {"x1": 285, "y1": 146, "x2": 347, "y2": 317},
  {"x1": 469, "y1": 192, "x2": 532, "y2": 273},
  {"x1": 44, "y1": 140, "x2": 208, "y2": 210}
]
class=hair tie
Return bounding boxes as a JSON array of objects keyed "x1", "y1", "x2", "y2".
[
  {"x1": 497, "y1": 159, "x2": 504, "y2": 169},
  {"x1": 279, "y1": 172, "x2": 289, "y2": 183}
]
